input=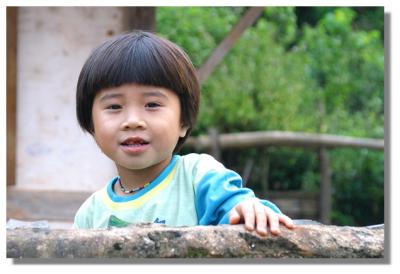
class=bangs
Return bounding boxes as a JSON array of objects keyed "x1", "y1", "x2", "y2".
[{"x1": 81, "y1": 32, "x2": 181, "y2": 95}]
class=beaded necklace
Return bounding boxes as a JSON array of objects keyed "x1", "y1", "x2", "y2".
[{"x1": 118, "y1": 178, "x2": 150, "y2": 194}]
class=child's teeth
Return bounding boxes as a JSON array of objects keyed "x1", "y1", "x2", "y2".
[{"x1": 127, "y1": 143, "x2": 143, "y2": 146}]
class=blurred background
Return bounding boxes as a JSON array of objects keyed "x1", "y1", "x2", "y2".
[{"x1": 6, "y1": 7, "x2": 384, "y2": 228}]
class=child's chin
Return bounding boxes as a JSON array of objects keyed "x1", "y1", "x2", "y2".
[{"x1": 120, "y1": 159, "x2": 158, "y2": 170}]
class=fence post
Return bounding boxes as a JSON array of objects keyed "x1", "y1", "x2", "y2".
[
  {"x1": 261, "y1": 147, "x2": 270, "y2": 194},
  {"x1": 208, "y1": 128, "x2": 221, "y2": 161},
  {"x1": 319, "y1": 147, "x2": 332, "y2": 224},
  {"x1": 242, "y1": 158, "x2": 254, "y2": 187}
]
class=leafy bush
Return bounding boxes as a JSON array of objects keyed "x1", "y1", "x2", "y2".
[{"x1": 157, "y1": 7, "x2": 384, "y2": 226}]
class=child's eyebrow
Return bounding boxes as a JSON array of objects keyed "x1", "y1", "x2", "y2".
[
  {"x1": 143, "y1": 90, "x2": 169, "y2": 101},
  {"x1": 99, "y1": 93, "x2": 123, "y2": 102},
  {"x1": 98, "y1": 90, "x2": 169, "y2": 102}
]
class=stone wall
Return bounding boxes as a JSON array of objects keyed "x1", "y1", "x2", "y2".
[{"x1": 7, "y1": 223, "x2": 384, "y2": 259}]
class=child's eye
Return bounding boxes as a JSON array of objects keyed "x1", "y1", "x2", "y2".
[
  {"x1": 106, "y1": 104, "x2": 122, "y2": 110},
  {"x1": 145, "y1": 102, "x2": 161, "y2": 109}
]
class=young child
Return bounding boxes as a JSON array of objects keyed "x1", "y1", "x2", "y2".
[{"x1": 74, "y1": 31, "x2": 294, "y2": 236}]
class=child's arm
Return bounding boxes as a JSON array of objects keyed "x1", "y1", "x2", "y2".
[
  {"x1": 190, "y1": 154, "x2": 294, "y2": 236},
  {"x1": 229, "y1": 198, "x2": 294, "y2": 236}
]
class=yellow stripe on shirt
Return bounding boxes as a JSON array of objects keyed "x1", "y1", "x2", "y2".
[{"x1": 102, "y1": 165, "x2": 177, "y2": 211}]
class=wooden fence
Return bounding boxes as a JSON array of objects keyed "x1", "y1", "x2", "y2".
[
  {"x1": 6, "y1": 130, "x2": 384, "y2": 226},
  {"x1": 184, "y1": 129, "x2": 384, "y2": 224}
]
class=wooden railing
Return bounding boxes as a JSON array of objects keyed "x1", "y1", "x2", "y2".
[
  {"x1": 184, "y1": 130, "x2": 384, "y2": 224},
  {"x1": 185, "y1": 130, "x2": 384, "y2": 151}
]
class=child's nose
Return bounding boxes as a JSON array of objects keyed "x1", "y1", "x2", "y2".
[{"x1": 121, "y1": 110, "x2": 146, "y2": 130}]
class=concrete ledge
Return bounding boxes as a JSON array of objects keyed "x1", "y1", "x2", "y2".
[{"x1": 7, "y1": 223, "x2": 384, "y2": 259}]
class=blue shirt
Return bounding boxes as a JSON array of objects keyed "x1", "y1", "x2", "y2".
[{"x1": 73, "y1": 153, "x2": 281, "y2": 228}]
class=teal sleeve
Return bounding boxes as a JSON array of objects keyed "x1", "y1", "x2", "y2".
[{"x1": 194, "y1": 168, "x2": 282, "y2": 225}]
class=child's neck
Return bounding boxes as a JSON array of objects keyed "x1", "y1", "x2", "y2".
[{"x1": 115, "y1": 157, "x2": 171, "y2": 196}]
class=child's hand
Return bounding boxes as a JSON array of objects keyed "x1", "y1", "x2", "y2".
[{"x1": 229, "y1": 198, "x2": 294, "y2": 236}]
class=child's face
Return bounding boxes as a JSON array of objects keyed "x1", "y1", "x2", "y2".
[{"x1": 91, "y1": 83, "x2": 188, "y2": 173}]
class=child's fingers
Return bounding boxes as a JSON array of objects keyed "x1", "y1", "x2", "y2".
[
  {"x1": 230, "y1": 199, "x2": 294, "y2": 237},
  {"x1": 278, "y1": 214, "x2": 295, "y2": 229},
  {"x1": 254, "y1": 203, "x2": 267, "y2": 236},
  {"x1": 242, "y1": 202, "x2": 255, "y2": 231},
  {"x1": 234, "y1": 199, "x2": 258, "y2": 231},
  {"x1": 229, "y1": 207, "x2": 241, "y2": 224},
  {"x1": 266, "y1": 207, "x2": 280, "y2": 235}
]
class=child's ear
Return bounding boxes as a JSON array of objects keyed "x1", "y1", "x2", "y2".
[{"x1": 179, "y1": 124, "x2": 189, "y2": 138}]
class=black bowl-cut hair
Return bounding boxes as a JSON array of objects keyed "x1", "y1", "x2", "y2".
[{"x1": 76, "y1": 31, "x2": 200, "y2": 153}]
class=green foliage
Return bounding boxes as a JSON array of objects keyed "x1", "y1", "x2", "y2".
[
  {"x1": 299, "y1": 8, "x2": 384, "y2": 138},
  {"x1": 262, "y1": 7, "x2": 297, "y2": 47},
  {"x1": 198, "y1": 16, "x2": 313, "y2": 134},
  {"x1": 157, "y1": 7, "x2": 384, "y2": 226},
  {"x1": 330, "y1": 149, "x2": 384, "y2": 226},
  {"x1": 294, "y1": 8, "x2": 384, "y2": 225},
  {"x1": 157, "y1": 7, "x2": 244, "y2": 67}
]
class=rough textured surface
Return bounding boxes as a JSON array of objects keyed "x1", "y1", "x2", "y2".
[{"x1": 7, "y1": 223, "x2": 384, "y2": 259}]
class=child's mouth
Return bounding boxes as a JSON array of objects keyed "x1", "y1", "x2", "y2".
[
  {"x1": 121, "y1": 137, "x2": 149, "y2": 145},
  {"x1": 121, "y1": 141, "x2": 149, "y2": 147},
  {"x1": 120, "y1": 137, "x2": 150, "y2": 153}
]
